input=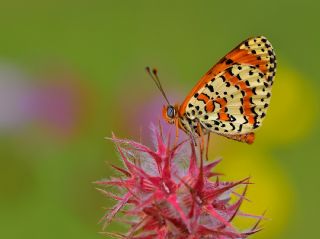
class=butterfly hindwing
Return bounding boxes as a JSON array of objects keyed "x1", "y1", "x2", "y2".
[
  {"x1": 186, "y1": 64, "x2": 271, "y2": 134},
  {"x1": 179, "y1": 36, "x2": 276, "y2": 138}
]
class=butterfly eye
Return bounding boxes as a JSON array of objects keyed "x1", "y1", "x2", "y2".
[{"x1": 167, "y1": 105, "x2": 175, "y2": 119}]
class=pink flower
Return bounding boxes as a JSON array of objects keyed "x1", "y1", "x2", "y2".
[{"x1": 96, "y1": 126, "x2": 264, "y2": 238}]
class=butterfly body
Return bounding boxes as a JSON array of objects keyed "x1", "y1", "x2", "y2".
[{"x1": 162, "y1": 36, "x2": 276, "y2": 144}]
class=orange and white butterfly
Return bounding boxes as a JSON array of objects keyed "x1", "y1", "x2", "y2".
[{"x1": 147, "y1": 36, "x2": 276, "y2": 144}]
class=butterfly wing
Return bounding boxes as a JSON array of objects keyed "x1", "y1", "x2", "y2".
[{"x1": 179, "y1": 36, "x2": 276, "y2": 140}]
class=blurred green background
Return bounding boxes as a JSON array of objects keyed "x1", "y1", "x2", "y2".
[{"x1": 0, "y1": 1, "x2": 319, "y2": 238}]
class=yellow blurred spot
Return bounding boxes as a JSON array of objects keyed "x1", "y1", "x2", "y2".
[
  {"x1": 258, "y1": 66, "x2": 316, "y2": 146},
  {"x1": 215, "y1": 151, "x2": 295, "y2": 239}
]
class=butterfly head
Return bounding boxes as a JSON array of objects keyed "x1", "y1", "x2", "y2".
[
  {"x1": 146, "y1": 66, "x2": 178, "y2": 124},
  {"x1": 162, "y1": 104, "x2": 179, "y2": 124}
]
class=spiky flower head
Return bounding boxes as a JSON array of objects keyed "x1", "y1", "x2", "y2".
[{"x1": 96, "y1": 127, "x2": 264, "y2": 239}]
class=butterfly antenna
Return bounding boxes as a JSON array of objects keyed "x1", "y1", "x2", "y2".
[{"x1": 146, "y1": 66, "x2": 170, "y2": 105}]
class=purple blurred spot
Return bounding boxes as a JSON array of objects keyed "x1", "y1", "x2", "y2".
[
  {"x1": 122, "y1": 91, "x2": 188, "y2": 143},
  {"x1": 0, "y1": 64, "x2": 34, "y2": 130},
  {"x1": 0, "y1": 63, "x2": 91, "y2": 137}
]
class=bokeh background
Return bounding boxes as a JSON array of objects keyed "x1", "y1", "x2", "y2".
[{"x1": 0, "y1": 1, "x2": 319, "y2": 238}]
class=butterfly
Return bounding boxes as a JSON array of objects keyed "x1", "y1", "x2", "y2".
[{"x1": 147, "y1": 36, "x2": 276, "y2": 144}]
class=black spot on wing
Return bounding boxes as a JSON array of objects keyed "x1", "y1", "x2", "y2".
[
  {"x1": 213, "y1": 121, "x2": 220, "y2": 126},
  {"x1": 238, "y1": 124, "x2": 243, "y2": 132},
  {"x1": 226, "y1": 59, "x2": 233, "y2": 65},
  {"x1": 230, "y1": 123, "x2": 235, "y2": 130},
  {"x1": 251, "y1": 106, "x2": 258, "y2": 115},
  {"x1": 207, "y1": 84, "x2": 214, "y2": 92},
  {"x1": 227, "y1": 67, "x2": 235, "y2": 76},
  {"x1": 229, "y1": 115, "x2": 236, "y2": 122},
  {"x1": 252, "y1": 87, "x2": 257, "y2": 95}
]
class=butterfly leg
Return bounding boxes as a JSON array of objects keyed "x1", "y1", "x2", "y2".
[
  {"x1": 174, "y1": 119, "x2": 180, "y2": 148},
  {"x1": 196, "y1": 122, "x2": 205, "y2": 160},
  {"x1": 205, "y1": 133, "x2": 210, "y2": 161},
  {"x1": 190, "y1": 133, "x2": 197, "y2": 146}
]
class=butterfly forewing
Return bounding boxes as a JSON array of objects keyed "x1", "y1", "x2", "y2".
[{"x1": 179, "y1": 36, "x2": 276, "y2": 138}]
